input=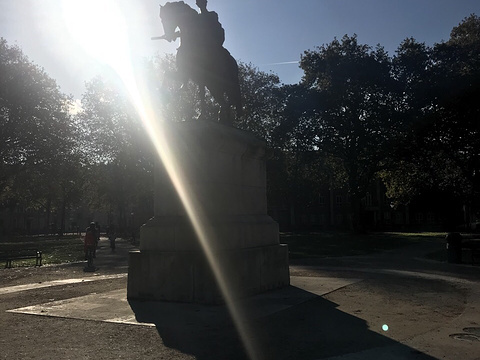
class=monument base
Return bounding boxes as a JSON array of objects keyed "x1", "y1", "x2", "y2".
[
  {"x1": 127, "y1": 121, "x2": 290, "y2": 304},
  {"x1": 127, "y1": 245, "x2": 289, "y2": 304}
]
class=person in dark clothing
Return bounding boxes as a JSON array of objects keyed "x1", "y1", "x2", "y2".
[{"x1": 84, "y1": 222, "x2": 97, "y2": 260}]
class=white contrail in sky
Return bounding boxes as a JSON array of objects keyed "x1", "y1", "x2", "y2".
[{"x1": 262, "y1": 60, "x2": 300, "y2": 66}]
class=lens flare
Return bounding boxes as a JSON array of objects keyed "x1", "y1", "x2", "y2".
[{"x1": 63, "y1": 2, "x2": 260, "y2": 359}]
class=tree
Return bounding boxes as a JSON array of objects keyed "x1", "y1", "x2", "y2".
[
  {"x1": 0, "y1": 38, "x2": 74, "y2": 190},
  {"x1": 75, "y1": 76, "x2": 155, "y2": 231},
  {"x1": 379, "y1": 38, "x2": 435, "y2": 208},
  {"x1": 0, "y1": 38, "x2": 81, "y2": 234},
  {"x1": 236, "y1": 62, "x2": 284, "y2": 143},
  {"x1": 383, "y1": 15, "x2": 480, "y2": 227},
  {"x1": 433, "y1": 14, "x2": 480, "y2": 211},
  {"x1": 299, "y1": 35, "x2": 397, "y2": 231}
]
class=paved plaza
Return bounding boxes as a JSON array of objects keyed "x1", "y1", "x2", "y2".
[{"x1": 1, "y1": 237, "x2": 480, "y2": 359}]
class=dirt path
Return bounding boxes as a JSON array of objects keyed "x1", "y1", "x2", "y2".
[{"x1": 1, "y1": 238, "x2": 480, "y2": 359}]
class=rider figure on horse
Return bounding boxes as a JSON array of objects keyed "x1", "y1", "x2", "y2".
[
  {"x1": 195, "y1": 0, "x2": 225, "y2": 49},
  {"x1": 158, "y1": 1, "x2": 242, "y2": 124}
]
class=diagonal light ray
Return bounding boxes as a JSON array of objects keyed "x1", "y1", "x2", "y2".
[{"x1": 62, "y1": 1, "x2": 262, "y2": 359}]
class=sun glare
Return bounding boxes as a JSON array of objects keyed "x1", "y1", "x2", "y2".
[{"x1": 62, "y1": 0, "x2": 130, "y2": 72}]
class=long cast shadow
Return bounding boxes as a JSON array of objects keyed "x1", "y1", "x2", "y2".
[{"x1": 129, "y1": 285, "x2": 439, "y2": 360}]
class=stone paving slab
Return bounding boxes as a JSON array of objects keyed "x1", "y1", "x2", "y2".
[
  {"x1": 7, "y1": 276, "x2": 361, "y2": 327},
  {"x1": 9, "y1": 288, "x2": 150, "y2": 326}
]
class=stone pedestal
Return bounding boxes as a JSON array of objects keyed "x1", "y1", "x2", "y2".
[{"x1": 127, "y1": 121, "x2": 289, "y2": 304}]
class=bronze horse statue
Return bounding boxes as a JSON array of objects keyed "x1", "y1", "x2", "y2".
[{"x1": 159, "y1": 1, "x2": 242, "y2": 125}]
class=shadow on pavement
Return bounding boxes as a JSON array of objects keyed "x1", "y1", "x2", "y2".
[{"x1": 129, "y1": 285, "x2": 438, "y2": 360}]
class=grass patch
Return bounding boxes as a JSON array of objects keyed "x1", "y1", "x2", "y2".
[
  {"x1": 0, "y1": 235, "x2": 85, "y2": 267},
  {"x1": 280, "y1": 231, "x2": 446, "y2": 259},
  {"x1": 1, "y1": 231, "x2": 449, "y2": 267}
]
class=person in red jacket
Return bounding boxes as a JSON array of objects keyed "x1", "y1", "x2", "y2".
[{"x1": 84, "y1": 222, "x2": 97, "y2": 260}]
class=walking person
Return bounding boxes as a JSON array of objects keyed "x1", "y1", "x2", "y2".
[
  {"x1": 107, "y1": 224, "x2": 116, "y2": 251},
  {"x1": 84, "y1": 222, "x2": 97, "y2": 268}
]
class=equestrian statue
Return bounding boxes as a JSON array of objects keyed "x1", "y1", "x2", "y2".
[{"x1": 156, "y1": 0, "x2": 242, "y2": 125}]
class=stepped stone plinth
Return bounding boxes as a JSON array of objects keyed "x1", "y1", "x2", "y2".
[{"x1": 127, "y1": 121, "x2": 289, "y2": 304}]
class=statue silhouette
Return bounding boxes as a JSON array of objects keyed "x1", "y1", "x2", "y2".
[
  {"x1": 195, "y1": 0, "x2": 225, "y2": 48},
  {"x1": 159, "y1": 1, "x2": 241, "y2": 125}
]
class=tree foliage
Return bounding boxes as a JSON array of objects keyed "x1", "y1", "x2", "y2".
[
  {"x1": 3, "y1": 14, "x2": 480, "y2": 234},
  {"x1": 74, "y1": 76, "x2": 155, "y2": 230},
  {"x1": 298, "y1": 35, "x2": 397, "y2": 231},
  {"x1": 236, "y1": 62, "x2": 283, "y2": 143},
  {"x1": 383, "y1": 14, "x2": 480, "y2": 221},
  {"x1": 0, "y1": 39, "x2": 74, "y2": 189},
  {"x1": 0, "y1": 38, "x2": 83, "y2": 233}
]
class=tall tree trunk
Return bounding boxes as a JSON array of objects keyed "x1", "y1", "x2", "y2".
[
  {"x1": 350, "y1": 193, "x2": 366, "y2": 234},
  {"x1": 60, "y1": 192, "x2": 66, "y2": 237},
  {"x1": 45, "y1": 197, "x2": 51, "y2": 235}
]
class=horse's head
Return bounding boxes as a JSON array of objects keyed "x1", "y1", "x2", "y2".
[{"x1": 159, "y1": 2, "x2": 197, "y2": 42}]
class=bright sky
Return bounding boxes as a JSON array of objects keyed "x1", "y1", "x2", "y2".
[{"x1": 1, "y1": 0, "x2": 479, "y2": 99}]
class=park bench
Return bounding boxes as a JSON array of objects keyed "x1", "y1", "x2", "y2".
[{"x1": 0, "y1": 249, "x2": 43, "y2": 268}]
